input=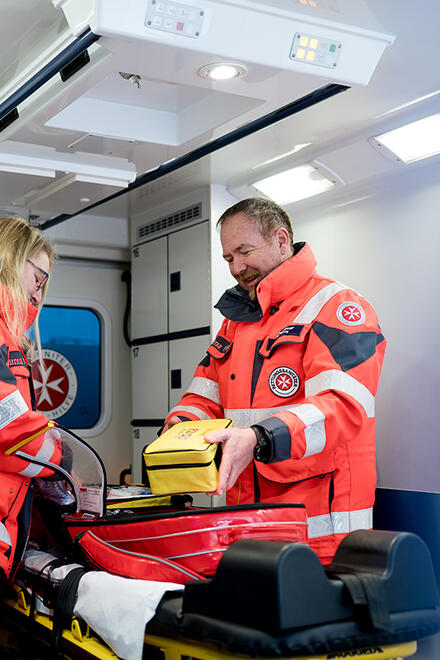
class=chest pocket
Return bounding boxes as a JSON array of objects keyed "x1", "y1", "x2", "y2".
[
  {"x1": 258, "y1": 322, "x2": 311, "y2": 358},
  {"x1": 248, "y1": 322, "x2": 312, "y2": 407}
]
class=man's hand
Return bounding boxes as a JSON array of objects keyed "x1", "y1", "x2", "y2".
[
  {"x1": 204, "y1": 427, "x2": 257, "y2": 496},
  {"x1": 161, "y1": 416, "x2": 181, "y2": 434}
]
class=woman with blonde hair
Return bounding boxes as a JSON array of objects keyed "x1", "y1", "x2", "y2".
[{"x1": 0, "y1": 216, "x2": 61, "y2": 586}]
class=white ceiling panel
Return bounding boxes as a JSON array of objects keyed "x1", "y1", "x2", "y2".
[{"x1": 0, "y1": 0, "x2": 437, "y2": 226}]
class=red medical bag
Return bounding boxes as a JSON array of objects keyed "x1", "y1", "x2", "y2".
[{"x1": 65, "y1": 503, "x2": 308, "y2": 582}]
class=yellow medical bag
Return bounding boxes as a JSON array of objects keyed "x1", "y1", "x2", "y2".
[{"x1": 143, "y1": 419, "x2": 232, "y2": 494}]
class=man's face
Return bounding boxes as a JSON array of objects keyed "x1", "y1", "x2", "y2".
[{"x1": 220, "y1": 212, "x2": 287, "y2": 300}]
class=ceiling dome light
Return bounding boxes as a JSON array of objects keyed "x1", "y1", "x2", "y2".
[{"x1": 197, "y1": 62, "x2": 247, "y2": 81}]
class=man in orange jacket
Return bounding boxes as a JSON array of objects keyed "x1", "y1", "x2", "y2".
[
  {"x1": 163, "y1": 198, "x2": 386, "y2": 563},
  {"x1": 0, "y1": 216, "x2": 61, "y2": 584}
]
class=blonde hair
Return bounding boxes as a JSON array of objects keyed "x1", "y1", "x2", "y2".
[{"x1": 0, "y1": 216, "x2": 55, "y2": 357}]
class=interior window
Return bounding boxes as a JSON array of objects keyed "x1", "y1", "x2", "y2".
[{"x1": 31, "y1": 305, "x2": 101, "y2": 429}]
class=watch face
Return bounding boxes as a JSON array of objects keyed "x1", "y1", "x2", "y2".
[
  {"x1": 255, "y1": 446, "x2": 265, "y2": 461},
  {"x1": 254, "y1": 436, "x2": 269, "y2": 462}
]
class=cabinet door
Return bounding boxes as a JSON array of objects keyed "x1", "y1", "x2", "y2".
[
  {"x1": 168, "y1": 334, "x2": 211, "y2": 410},
  {"x1": 168, "y1": 222, "x2": 210, "y2": 333},
  {"x1": 132, "y1": 343, "x2": 168, "y2": 419},
  {"x1": 132, "y1": 426, "x2": 160, "y2": 484},
  {"x1": 132, "y1": 237, "x2": 168, "y2": 339}
]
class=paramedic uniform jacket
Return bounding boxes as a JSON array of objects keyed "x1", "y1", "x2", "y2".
[
  {"x1": 0, "y1": 289, "x2": 57, "y2": 580},
  {"x1": 165, "y1": 243, "x2": 386, "y2": 562}
]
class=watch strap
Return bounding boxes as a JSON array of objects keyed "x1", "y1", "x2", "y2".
[{"x1": 251, "y1": 424, "x2": 272, "y2": 463}]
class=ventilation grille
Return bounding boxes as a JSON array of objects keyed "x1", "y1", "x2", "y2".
[{"x1": 136, "y1": 203, "x2": 202, "y2": 241}]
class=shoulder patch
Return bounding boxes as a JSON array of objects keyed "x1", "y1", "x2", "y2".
[
  {"x1": 211, "y1": 336, "x2": 231, "y2": 354},
  {"x1": 8, "y1": 351, "x2": 27, "y2": 368},
  {"x1": 207, "y1": 334, "x2": 233, "y2": 360},
  {"x1": 336, "y1": 301, "x2": 365, "y2": 326}
]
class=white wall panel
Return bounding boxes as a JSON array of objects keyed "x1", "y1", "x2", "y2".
[{"x1": 291, "y1": 164, "x2": 440, "y2": 493}]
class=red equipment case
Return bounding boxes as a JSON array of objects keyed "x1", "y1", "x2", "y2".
[{"x1": 64, "y1": 503, "x2": 308, "y2": 582}]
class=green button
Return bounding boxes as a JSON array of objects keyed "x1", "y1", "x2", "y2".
[{"x1": 329, "y1": 43, "x2": 336, "y2": 52}]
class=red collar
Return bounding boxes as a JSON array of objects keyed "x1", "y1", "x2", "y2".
[
  {"x1": 0, "y1": 286, "x2": 38, "y2": 334},
  {"x1": 215, "y1": 243, "x2": 317, "y2": 322},
  {"x1": 256, "y1": 243, "x2": 317, "y2": 315}
]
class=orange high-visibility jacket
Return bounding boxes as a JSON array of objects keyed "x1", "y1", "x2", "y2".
[
  {"x1": 0, "y1": 289, "x2": 57, "y2": 580},
  {"x1": 165, "y1": 243, "x2": 387, "y2": 563}
]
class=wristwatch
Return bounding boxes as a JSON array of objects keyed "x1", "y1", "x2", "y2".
[{"x1": 251, "y1": 425, "x2": 272, "y2": 463}]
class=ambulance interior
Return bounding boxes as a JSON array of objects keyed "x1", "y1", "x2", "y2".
[{"x1": 0, "y1": 0, "x2": 439, "y2": 657}]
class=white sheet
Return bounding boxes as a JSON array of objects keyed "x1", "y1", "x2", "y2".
[{"x1": 74, "y1": 571, "x2": 183, "y2": 660}]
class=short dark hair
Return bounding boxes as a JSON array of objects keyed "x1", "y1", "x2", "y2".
[{"x1": 217, "y1": 197, "x2": 294, "y2": 249}]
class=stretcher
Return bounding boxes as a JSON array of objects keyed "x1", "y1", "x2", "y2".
[
  {"x1": 2, "y1": 525, "x2": 440, "y2": 660},
  {"x1": 0, "y1": 589, "x2": 421, "y2": 660},
  {"x1": 2, "y1": 426, "x2": 440, "y2": 659},
  {"x1": 0, "y1": 586, "x2": 423, "y2": 660}
]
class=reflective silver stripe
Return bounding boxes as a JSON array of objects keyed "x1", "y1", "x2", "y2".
[
  {"x1": 18, "y1": 434, "x2": 57, "y2": 478},
  {"x1": 226, "y1": 405, "x2": 325, "y2": 428},
  {"x1": 167, "y1": 547, "x2": 228, "y2": 560},
  {"x1": 308, "y1": 508, "x2": 373, "y2": 539},
  {"x1": 292, "y1": 282, "x2": 348, "y2": 324},
  {"x1": 109, "y1": 520, "x2": 307, "y2": 543},
  {"x1": 87, "y1": 532, "x2": 199, "y2": 580},
  {"x1": 168, "y1": 405, "x2": 212, "y2": 420},
  {"x1": 186, "y1": 377, "x2": 220, "y2": 404},
  {"x1": 224, "y1": 406, "x2": 296, "y2": 428},
  {"x1": 305, "y1": 369, "x2": 375, "y2": 418},
  {"x1": 225, "y1": 405, "x2": 326, "y2": 456},
  {"x1": 0, "y1": 390, "x2": 28, "y2": 430},
  {"x1": 290, "y1": 403, "x2": 326, "y2": 457},
  {"x1": 0, "y1": 522, "x2": 11, "y2": 546}
]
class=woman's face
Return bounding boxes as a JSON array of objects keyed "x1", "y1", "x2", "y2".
[{"x1": 22, "y1": 250, "x2": 50, "y2": 307}]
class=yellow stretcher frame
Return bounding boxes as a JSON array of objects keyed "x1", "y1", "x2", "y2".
[
  {"x1": 2, "y1": 584, "x2": 418, "y2": 660},
  {"x1": 143, "y1": 635, "x2": 417, "y2": 660}
]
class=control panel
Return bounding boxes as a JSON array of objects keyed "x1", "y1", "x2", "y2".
[{"x1": 145, "y1": 0, "x2": 204, "y2": 38}]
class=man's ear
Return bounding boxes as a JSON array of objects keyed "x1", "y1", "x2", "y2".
[{"x1": 275, "y1": 227, "x2": 290, "y2": 251}]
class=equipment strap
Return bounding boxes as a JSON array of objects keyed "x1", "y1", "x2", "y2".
[
  {"x1": 51, "y1": 566, "x2": 88, "y2": 651},
  {"x1": 331, "y1": 571, "x2": 393, "y2": 632}
]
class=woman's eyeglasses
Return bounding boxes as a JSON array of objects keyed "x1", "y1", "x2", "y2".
[{"x1": 27, "y1": 259, "x2": 49, "y2": 291}]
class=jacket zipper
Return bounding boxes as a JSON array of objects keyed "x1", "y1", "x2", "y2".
[
  {"x1": 66, "y1": 501, "x2": 306, "y2": 527},
  {"x1": 328, "y1": 472, "x2": 335, "y2": 512}
]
